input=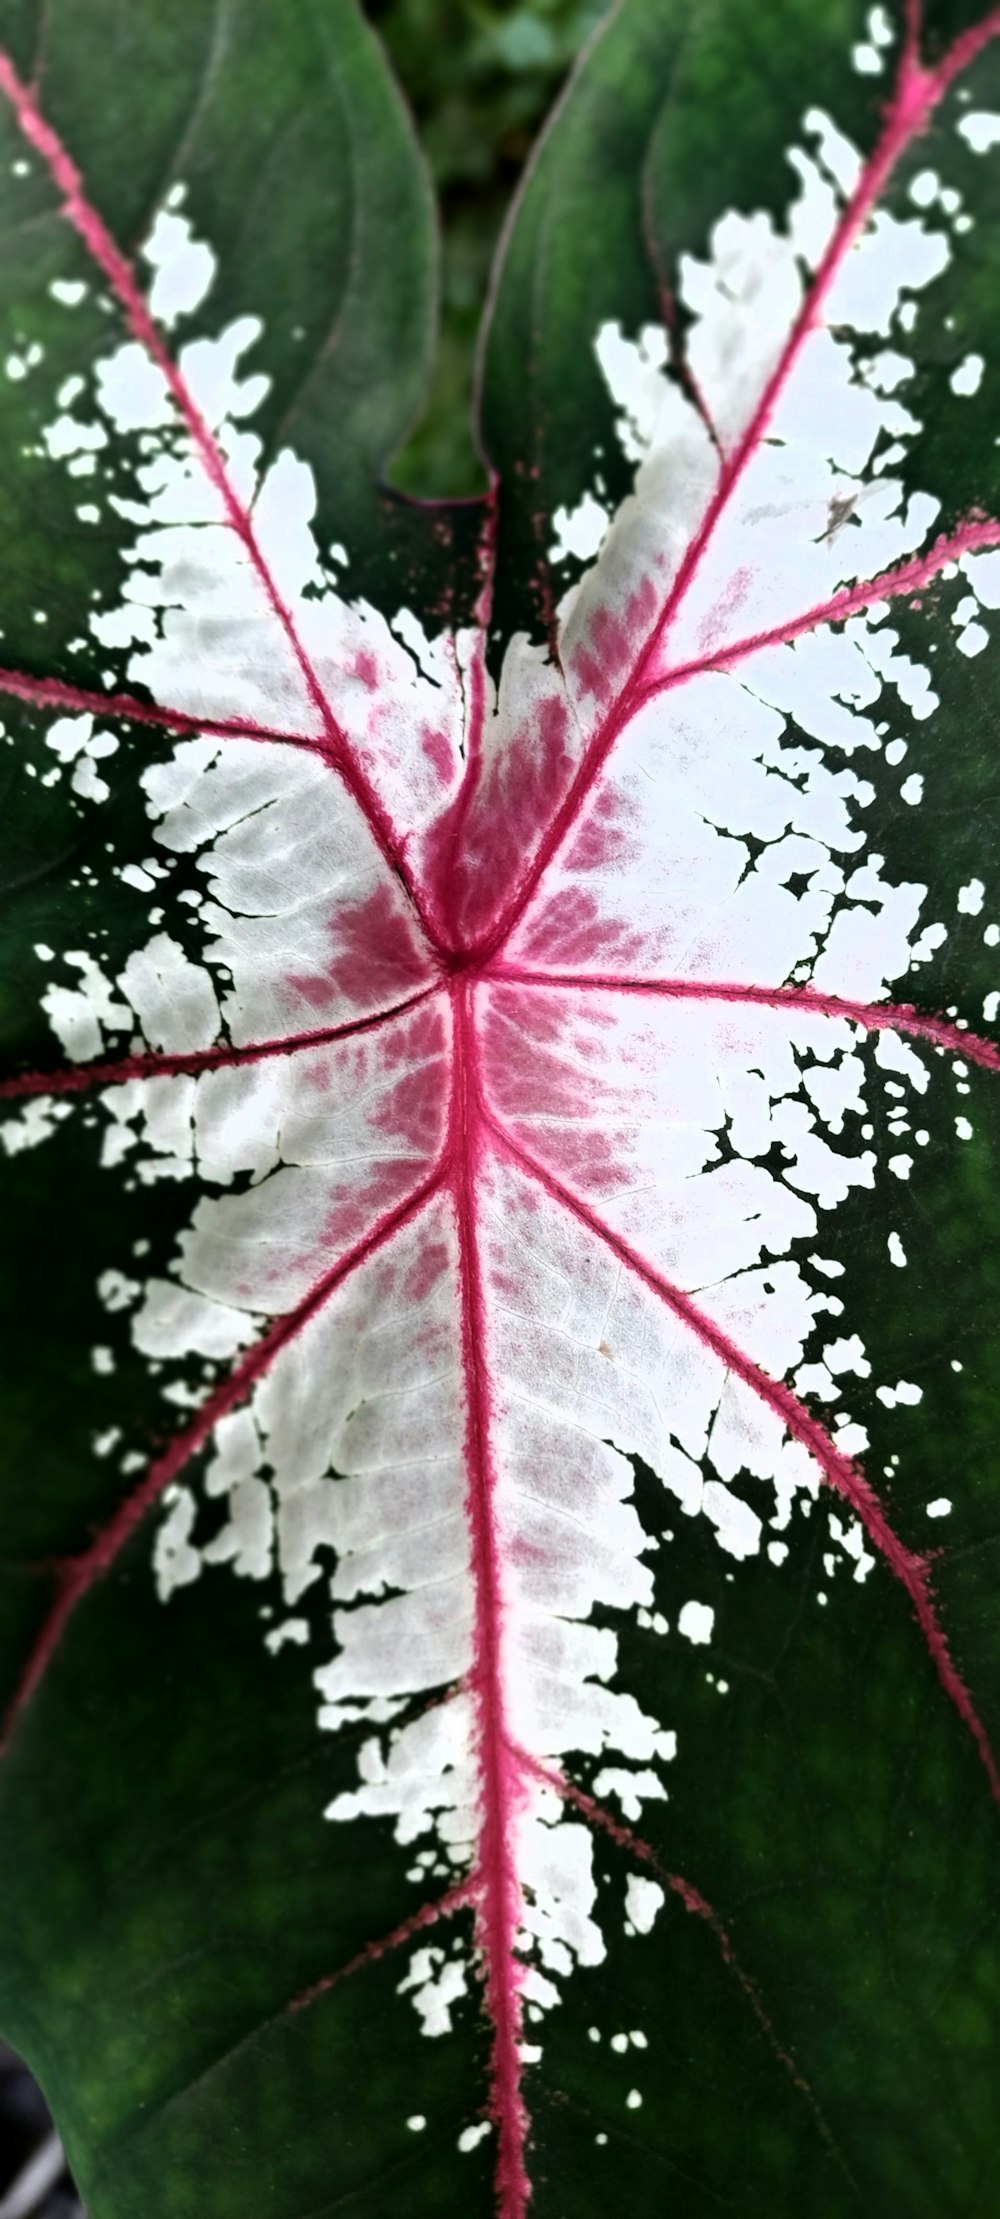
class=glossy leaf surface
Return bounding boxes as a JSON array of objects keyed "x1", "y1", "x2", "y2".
[{"x1": 1, "y1": 4, "x2": 1000, "y2": 2215}]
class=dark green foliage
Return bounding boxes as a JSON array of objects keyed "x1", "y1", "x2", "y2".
[{"x1": 365, "y1": 0, "x2": 605, "y2": 493}]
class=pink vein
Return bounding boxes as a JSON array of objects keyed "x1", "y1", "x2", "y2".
[
  {"x1": 288, "y1": 1875, "x2": 478, "y2": 2017},
  {"x1": 491, "y1": 967, "x2": 1000, "y2": 1073},
  {"x1": 0, "y1": 52, "x2": 440, "y2": 946},
  {"x1": 0, "y1": 986, "x2": 440, "y2": 1105},
  {"x1": 450, "y1": 979, "x2": 530, "y2": 2219},
  {"x1": 480, "y1": 9, "x2": 1000, "y2": 961},
  {"x1": 488, "y1": 1115, "x2": 1000, "y2": 1805},
  {"x1": 0, "y1": 1167, "x2": 444, "y2": 1758},
  {"x1": 636, "y1": 518, "x2": 1000, "y2": 708},
  {"x1": 0, "y1": 664, "x2": 323, "y2": 754},
  {"x1": 512, "y1": 1741, "x2": 850, "y2": 2173}
]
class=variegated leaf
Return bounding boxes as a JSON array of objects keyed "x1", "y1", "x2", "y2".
[{"x1": 1, "y1": 3, "x2": 1000, "y2": 2214}]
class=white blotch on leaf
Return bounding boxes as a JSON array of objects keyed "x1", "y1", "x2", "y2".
[
  {"x1": 624, "y1": 1877, "x2": 665, "y2": 1934},
  {"x1": 678, "y1": 1602, "x2": 714, "y2": 1647},
  {"x1": 875, "y1": 1379, "x2": 923, "y2": 1409},
  {"x1": 143, "y1": 201, "x2": 215, "y2": 327},
  {"x1": 958, "y1": 112, "x2": 1000, "y2": 154},
  {"x1": 397, "y1": 1949, "x2": 468, "y2": 2038},
  {"x1": 950, "y1": 352, "x2": 984, "y2": 397},
  {"x1": 155, "y1": 1486, "x2": 202, "y2": 1599},
  {"x1": 551, "y1": 490, "x2": 611, "y2": 563}
]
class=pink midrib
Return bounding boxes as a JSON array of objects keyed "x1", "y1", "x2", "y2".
[{"x1": 450, "y1": 982, "x2": 530, "y2": 2218}]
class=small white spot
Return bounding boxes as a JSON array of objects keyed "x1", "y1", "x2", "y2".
[
  {"x1": 888, "y1": 1154, "x2": 913, "y2": 1180},
  {"x1": 143, "y1": 207, "x2": 215, "y2": 327},
  {"x1": 956, "y1": 1116, "x2": 974, "y2": 1140},
  {"x1": 264, "y1": 1617, "x2": 309, "y2": 1654},
  {"x1": 833, "y1": 1421, "x2": 868, "y2": 1457},
  {"x1": 550, "y1": 490, "x2": 611, "y2": 564},
  {"x1": 154, "y1": 1485, "x2": 202, "y2": 1600},
  {"x1": 458, "y1": 2122, "x2": 491, "y2": 2155},
  {"x1": 876, "y1": 1379, "x2": 923, "y2": 1409},
  {"x1": 852, "y1": 41, "x2": 882, "y2": 74},
  {"x1": 810, "y1": 1255, "x2": 845, "y2": 1280},
  {"x1": 397, "y1": 1949, "x2": 468, "y2": 2038},
  {"x1": 91, "y1": 1345, "x2": 115, "y2": 1375},
  {"x1": 626, "y1": 2090, "x2": 643, "y2": 2111},
  {"x1": 824, "y1": 1334, "x2": 871, "y2": 1380},
  {"x1": 958, "y1": 112, "x2": 1000, "y2": 153},
  {"x1": 900, "y1": 773, "x2": 924, "y2": 805},
  {"x1": 957, "y1": 622, "x2": 989, "y2": 658},
  {"x1": 0, "y1": 1099, "x2": 72, "y2": 1156},
  {"x1": 50, "y1": 278, "x2": 87, "y2": 306},
  {"x1": 887, "y1": 1231, "x2": 907, "y2": 1267},
  {"x1": 885, "y1": 737, "x2": 907, "y2": 766},
  {"x1": 909, "y1": 169, "x2": 940, "y2": 208},
  {"x1": 958, "y1": 878, "x2": 985, "y2": 915},
  {"x1": 984, "y1": 991, "x2": 1000, "y2": 1022},
  {"x1": 678, "y1": 1600, "x2": 714, "y2": 1646},
  {"x1": 407, "y1": 2117, "x2": 426, "y2": 2134},
  {"x1": 950, "y1": 353, "x2": 984, "y2": 397},
  {"x1": 624, "y1": 1877, "x2": 664, "y2": 1935},
  {"x1": 98, "y1": 1268, "x2": 139, "y2": 1313},
  {"x1": 702, "y1": 1479, "x2": 762, "y2": 1559},
  {"x1": 926, "y1": 1498, "x2": 952, "y2": 1519}
]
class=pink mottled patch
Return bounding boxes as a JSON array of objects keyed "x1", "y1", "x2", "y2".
[
  {"x1": 480, "y1": 986, "x2": 634, "y2": 1191},
  {"x1": 563, "y1": 785, "x2": 636, "y2": 874},
  {"x1": 322, "y1": 1158, "x2": 428, "y2": 1252},
  {"x1": 290, "y1": 884, "x2": 435, "y2": 1012},
  {"x1": 403, "y1": 1237, "x2": 451, "y2": 1305},
  {"x1": 571, "y1": 577, "x2": 659, "y2": 702},
  {"x1": 421, "y1": 722, "x2": 454, "y2": 782},
  {"x1": 424, "y1": 692, "x2": 575, "y2": 946},
  {"x1": 517, "y1": 888, "x2": 647, "y2": 971}
]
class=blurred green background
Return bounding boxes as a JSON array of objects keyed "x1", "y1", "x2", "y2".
[{"x1": 363, "y1": 0, "x2": 604, "y2": 495}]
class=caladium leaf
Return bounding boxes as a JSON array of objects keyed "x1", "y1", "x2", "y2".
[{"x1": 1, "y1": 0, "x2": 1000, "y2": 2213}]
